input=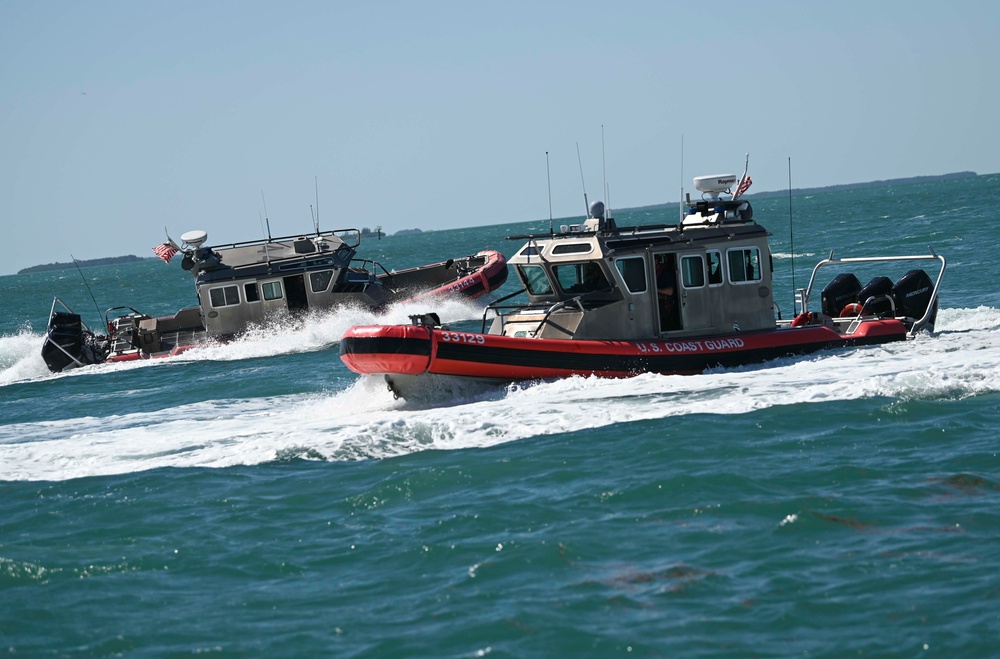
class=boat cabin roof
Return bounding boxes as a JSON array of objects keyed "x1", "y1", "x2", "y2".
[
  {"x1": 208, "y1": 231, "x2": 353, "y2": 269},
  {"x1": 186, "y1": 229, "x2": 361, "y2": 283},
  {"x1": 508, "y1": 218, "x2": 769, "y2": 266}
]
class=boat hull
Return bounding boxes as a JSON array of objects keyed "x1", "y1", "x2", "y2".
[
  {"x1": 340, "y1": 320, "x2": 909, "y2": 394},
  {"x1": 383, "y1": 250, "x2": 508, "y2": 302},
  {"x1": 41, "y1": 250, "x2": 508, "y2": 373}
]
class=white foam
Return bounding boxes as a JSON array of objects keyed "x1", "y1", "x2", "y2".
[
  {"x1": 181, "y1": 295, "x2": 484, "y2": 363},
  {"x1": 0, "y1": 330, "x2": 53, "y2": 385},
  {"x1": 0, "y1": 296, "x2": 485, "y2": 383},
  {"x1": 2, "y1": 307, "x2": 999, "y2": 482}
]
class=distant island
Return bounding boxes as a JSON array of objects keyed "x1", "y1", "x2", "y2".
[
  {"x1": 618, "y1": 171, "x2": 979, "y2": 213},
  {"x1": 360, "y1": 227, "x2": 423, "y2": 237},
  {"x1": 14, "y1": 172, "x2": 983, "y2": 274},
  {"x1": 18, "y1": 255, "x2": 147, "y2": 275},
  {"x1": 751, "y1": 170, "x2": 977, "y2": 200}
]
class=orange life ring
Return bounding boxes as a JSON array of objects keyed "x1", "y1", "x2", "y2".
[{"x1": 840, "y1": 303, "x2": 863, "y2": 316}]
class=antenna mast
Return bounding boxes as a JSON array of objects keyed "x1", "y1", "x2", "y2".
[
  {"x1": 260, "y1": 190, "x2": 273, "y2": 272},
  {"x1": 601, "y1": 125, "x2": 608, "y2": 215},
  {"x1": 71, "y1": 255, "x2": 103, "y2": 328},
  {"x1": 788, "y1": 156, "x2": 796, "y2": 313},
  {"x1": 314, "y1": 176, "x2": 320, "y2": 235},
  {"x1": 260, "y1": 191, "x2": 273, "y2": 241},
  {"x1": 679, "y1": 134, "x2": 684, "y2": 224},
  {"x1": 576, "y1": 142, "x2": 589, "y2": 216},
  {"x1": 546, "y1": 151, "x2": 553, "y2": 235}
]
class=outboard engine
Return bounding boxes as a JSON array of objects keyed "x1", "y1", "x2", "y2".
[
  {"x1": 893, "y1": 269, "x2": 937, "y2": 328},
  {"x1": 857, "y1": 276, "x2": 895, "y2": 316},
  {"x1": 821, "y1": 273, "x2": 861, "y2": 317},
  {"x1": 40, "y1": 312, "x2": 107, "y2": 372}
]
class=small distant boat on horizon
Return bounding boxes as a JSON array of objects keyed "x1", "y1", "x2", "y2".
[
  {"x1": 339, "y1": 169, "x2": 946, "y2": 400},
  {"x1": 41, "y1": 226, "x2": 507, "y2": 373}
]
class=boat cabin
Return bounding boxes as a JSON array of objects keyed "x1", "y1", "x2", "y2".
[
  {"x1": 179, "y1": 229, "x2": 387, "y2": 336},
  {"x1": 494, "y1": 184, "x2": 776, "y2": 341}
]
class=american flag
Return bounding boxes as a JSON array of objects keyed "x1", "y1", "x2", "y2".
[
  {"x1": 152, "y1": 242, "x2": 179, "y2": 263},
  {"x1": 735, "y1": 176, "x2": 753, "y2": 199}
]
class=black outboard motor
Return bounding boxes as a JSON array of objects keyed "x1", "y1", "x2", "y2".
[
  {"x1": 40, "y1": 311, "x2": 108, "y2": 372},
  {"x1": 893, "y1": 269, "x2": 937, "y2": 329},
  {"x1": 41, "y1": 311, "x2": 85, "y2": 372},
  {"x1": 857, "y1": 276, "x2": 895, "y2": 316},
  {"x1": 821, "y1": 273, "x2": 861, "y2": 317}
]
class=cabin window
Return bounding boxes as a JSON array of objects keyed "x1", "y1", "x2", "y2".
[
  {"x1": 244, "y1": 282, "x2": 260, "y2": 303},
  {"x1": 554, "y1": 262, "x2": 608, "y2": 294},
  {"x1": 278, "y1": 257, "x2": 336, "y2": 272},
  {"x1": 310, "y1": 270, "x2": 334, "y2": 293},
  {"x1": 262, "y1": 281, "x2": 283, "y2": 301},
  {"x1": 517, "y1": 265, "x2": 553, "y2": 295},
  {"x1": 681, "y1": 255, "x2": 705, "y2": 288},
  {"x1": 209, "y1": 285, "x2": 240, "y2": 308},
  {"x1": 552, "y1": 243, "x2": 593, "y2": 255},
  {"x1": 615, "y1": 257, "x2": 647, "y2": 293},
  {"x1": 727, "y1": 247, "x2": 762, "y2": 283},
  {"x1": 706, "y1": 251, "x2": 723, "y2": 285}
]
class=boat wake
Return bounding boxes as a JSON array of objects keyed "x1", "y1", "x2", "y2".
[
  {"x1": 0, "y1": 296, "x2": 485, "y2": 385},
  {"x1": 0, "y1": 329, "x2": 51, "y2": 385},
  {"x1": 2, "y1": 307, "x2": 998, "y2": 482}
]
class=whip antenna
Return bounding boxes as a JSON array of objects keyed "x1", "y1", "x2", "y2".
[
  {"x1": 314, "y1": 176, "x2": 320, "y2": 235},
  {"x1": 788, "y1": 156, "x2": 797, "y2": 313},
  {"x1": 601, "y1": 125, "x2": 608, "y2": 213},
  {"x1": 546, "y1": 151, "x2": 553, "y2": 235},
  {"x1": 260, "y1": 191, "x2": 272, "y2": 241},
  {"x1": 679, "y1": 134, "x2": 684, "y2": 224},
  {"x1": 576, "y1": 142, "x2": 589, "y2": 216},
  {"x1": 71, "y1": 255, "x2": 102, "y2": 327}
]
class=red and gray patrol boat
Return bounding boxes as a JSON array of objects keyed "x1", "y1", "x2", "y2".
[
  {"x1": 340, "y1": 171, "x2": 945, "y2": 399},
  {"x1": 42, "y1": 227, "x2": 507, "y2": 372}
]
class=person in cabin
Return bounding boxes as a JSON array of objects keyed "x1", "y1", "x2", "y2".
[
  {"x1": 582, "y1": 262, "x2": 604, "y2": 290},
  {"x1": 655, "y1": 255, "x2": 680, "y2": 330},
  {"x1": 570, "y1": 262, "x2": 607, "y2": 293}
]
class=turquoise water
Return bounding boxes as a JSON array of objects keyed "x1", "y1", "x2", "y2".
[{"x1": 2, "y1": 175, "x2": 999, "y2": 656}]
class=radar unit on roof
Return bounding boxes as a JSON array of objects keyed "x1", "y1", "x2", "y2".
[
  {"x1": 181, "y1": 230, "x2": 208, "y2": 248},
  {"x1": 693, "y1": 174, "x2": 738, "y2": 198}
]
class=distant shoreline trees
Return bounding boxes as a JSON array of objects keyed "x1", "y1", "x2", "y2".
[
  {"x1": 18, "y1": 255, "x2": 146, "y2": 275},
  {"x1": 18, "y1": 172, "x2": 980, "y2": 274}
]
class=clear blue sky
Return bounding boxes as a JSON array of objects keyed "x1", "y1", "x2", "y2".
[{"x1": 2, "y1": 0, "x2": 997, "y2": 274}]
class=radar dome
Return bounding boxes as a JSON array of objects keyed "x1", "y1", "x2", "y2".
[
  {"x1": 181, "y1": 230, "x2": 208, "y2": 248},
  {"x1": 589, "y1": 200, "x2": 605, "y2": 219},
  {"x1": 693, "y1": 174, "x2": 738, "y2": 194}
]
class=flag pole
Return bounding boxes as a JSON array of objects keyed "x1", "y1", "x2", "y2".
[{"x1": 733, "y1": 153, "x2": 750, "y2": 199}]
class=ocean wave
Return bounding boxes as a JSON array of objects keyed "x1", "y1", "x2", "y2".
[{"x1": 3, "y1": 307, "x2": 998, "y2": 482}]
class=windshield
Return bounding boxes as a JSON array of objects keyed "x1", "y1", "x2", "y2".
[
  {"x1": 517, "y1": 264, "x2": 553, "y2": 295},
  {"x1": 554, "y1": 262, "x2": 609, "y2": 294}
]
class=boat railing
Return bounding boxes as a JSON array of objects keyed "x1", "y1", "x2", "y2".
[
  {"x1": 800, "y1": 248, "x2": 946, "y2": 336},
  {"x1": 481, "y1": 288, "x2": 532, "y2": 332},
  {"x1": 211, "y1": 228, "x2": 362, "y2": 252},
  {"x1": 481, "y1": 290, "x2": 589, "y2": 337},
  {"x1": 481, "y1": 298, "x2": 586, "y2": 335},
  {"x1": 350, "y1": 258, "x2": 391, "y2": 278},
  {"x1": 103, "y1": 305, "x2": 146, "y2": 334},
  {"x1": 505, "y1": 223, "x2": 676, "y2": 242},
  {"x1": 49, "y1": 296, "x2": 84, "y2": 328},
  {"x1": 535, "y1": 298, "x2": 587, "y2": 338},
  {"x1": 845, "y1": 294, "x2": 898, "y2": 335}
]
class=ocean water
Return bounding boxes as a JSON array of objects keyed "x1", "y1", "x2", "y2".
[{"x1": 2, "y1": 175, "x2": 999, "y2": 657}]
